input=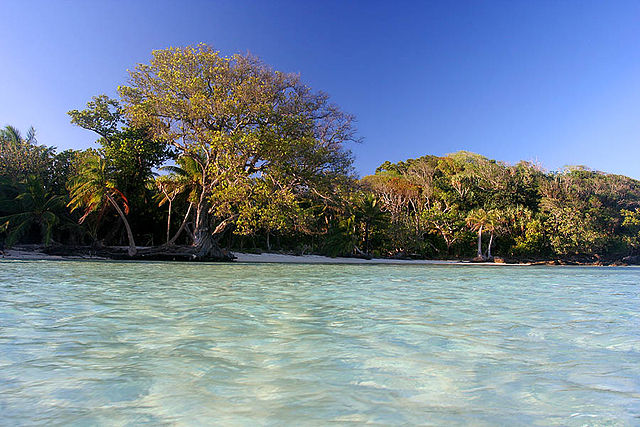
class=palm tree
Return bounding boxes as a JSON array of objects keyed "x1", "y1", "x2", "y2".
[
  {"x1": 68, "y1": 154, "x2": 137, "y2": 256},
  {"x1": 155, "y1": 175, "x2": 182, "y2": 244},
  {"x1": 354, "y1": 193, "x2": 386, "y2": 255},
  {"x1": 1, "y1": 125, "x2": 37, "y2": 145},
  {"x1": 0, "y1": 176, "x2": 65, "y2": 246},
  {"x1": 466, "y1": 208, "x2": 495, "y2": 259},
  {"x1": 159, "y1": 155, "x2": 203, "y2": 245},
  {"x1": 485, "y1": 211, "x2": 500, "y2": 259}
]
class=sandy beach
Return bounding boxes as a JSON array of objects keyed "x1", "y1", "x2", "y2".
[
  {"x1": 0, "y1": 248, "x2": 519, "y2": 265},
  {"x1": 233, "y1": 252, "x2": 470, "y2": 265}
]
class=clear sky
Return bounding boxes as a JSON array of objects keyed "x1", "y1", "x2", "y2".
[{"x1": 1, "y1": 0, "x2": 639, "y2": 178}]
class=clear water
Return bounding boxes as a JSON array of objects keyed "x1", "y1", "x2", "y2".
[{"x1": 0, "y1": 261, "x2": 639, "y2": 426}]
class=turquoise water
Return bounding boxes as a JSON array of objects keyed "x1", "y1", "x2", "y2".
[{"x1": 0, "y1": 261, "x2": 639, "y2": 425}]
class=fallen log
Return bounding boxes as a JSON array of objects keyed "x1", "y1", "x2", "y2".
[{"x1": 43, "y1": 244, "x2": 236, "y2": 262}]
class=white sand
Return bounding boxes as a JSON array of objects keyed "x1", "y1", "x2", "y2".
[
  {"x1": 0, "y1": 248, "x2": 523, "y2": 265},
  {"x1": 232, "y1": 252, "x2": 502, "y2": 265}
]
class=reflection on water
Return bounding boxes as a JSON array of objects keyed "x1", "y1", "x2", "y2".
[{"x1": 0, "y1": 261, "x2": 639, "y2": 425}]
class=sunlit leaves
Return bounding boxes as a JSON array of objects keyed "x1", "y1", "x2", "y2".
[{"x1": 118, "y1": 44, "x2": 357, "y2": 245}]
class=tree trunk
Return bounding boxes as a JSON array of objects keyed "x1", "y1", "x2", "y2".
[
  {"x1": 193, "y1": 199, "x2": 211, "y2": 253},
  {"x1": 185, "y1": 222, "x2": 195, "y2": 242},
  {"x1": 194, "y1": 231, "x2": 214, "y2": 257},
  {"x1": 477, "y1": 225, "x2": 483, "y2": 258},
  {"x1": 191, "y1": 202, "x2": 230, "y2": 260},
  {"x1": 106, "y1": 194, "x2": 136, "y2": 257},
  {"x1": 364, "y1": 221, "x2": 370, "y2": 254},
  {"x1": 266, "y1": 231, "x2": 271, "y2": 251},
  {"x1": 194, "y1": 223, "x2": 213, "y2": 257},
  {"x1": 192, "y1": 180, "x2": 210, "y2": 246},
  {"x1": 167, "y1": 202, "x2": 193, "y2": 246},
  {"x1": 487, "y1": 232, "x2": 494, "y2": 259},
  {"x1": 166, "y1": 199, "x2": 172, "y2": 244}
]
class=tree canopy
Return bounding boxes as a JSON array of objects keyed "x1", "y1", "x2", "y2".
[
  {"x1": 2, "y1": 44, "x2": 640, "y2": 264},
  {"x1": 118, "y1": 44, "x2": 357, "y2": 257}
]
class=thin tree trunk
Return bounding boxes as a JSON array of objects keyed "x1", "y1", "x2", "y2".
[
  {"x1": 364, "y1": 221, "x2": 370, "y2": 254},
  {"x1": 106, "y1": 194, "x2": 136, "y2": 256},
  {"x1": 166, "y1": 199, "x2": 172, "y2": 244},
  {"x1": 193, "y1": 191, "x2": 215, "y2": 252},
  {"x1": 193, "y1": 172, "x2": 209, "y2": 248},
  {"x1": 487, "y1": 232, "x2": 494, "y2": 259},
  {"x1": 167, "y1": 202, "x2": 193, "y2": 246},
  {"x1": 477, "y1": 225, "x2": 483, "y2": 258},
  {"x1": 185, "y1": 222, "x2": 195, "y2": 241}
]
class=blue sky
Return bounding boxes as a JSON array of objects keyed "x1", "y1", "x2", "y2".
[{"x1": 1, "y1": 0, "x2": 639, "y2": 177}]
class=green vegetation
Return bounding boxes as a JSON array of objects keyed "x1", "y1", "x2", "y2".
[
  {"x1": 2, "y1": 45, "x2": 640, "y2": 263},
  {"x1": 358, "y1": 153, "x2": 640, "y2": 262}
]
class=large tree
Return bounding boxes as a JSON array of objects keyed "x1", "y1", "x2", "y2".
[{"x1": 118, "y1": 44, "x2": 357, "y2": 258}]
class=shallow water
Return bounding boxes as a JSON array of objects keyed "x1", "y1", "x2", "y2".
[{"x1": 0, "y1": 261, "x2": 639, "y2": 425}]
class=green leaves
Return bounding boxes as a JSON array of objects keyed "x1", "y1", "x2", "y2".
[
  {"x1": 0, "y1": 125, "x2": 55, "y2": 183},
  {"x1": 118, "y1": 44, "x2": 357, "y2": 246},
  {"x1": 363, "y1": 150, "x2": 640, "y2": 259},
  {"x1": 68, "y1": 95, "x2": 123, "y2": 139},
  {"x1": 0, "y1": 175, "x2": 66, "y2": 246},
  {"x1": 67, "y1": 154, "x2": 121, "y2": 222}
]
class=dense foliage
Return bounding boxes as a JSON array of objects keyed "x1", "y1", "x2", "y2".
[
  {"x1": 2, "y1": 45, "x2": 640, "y2": 262},
  {"x1": 118, "y1": 44, "x2": 357, "y2": 258},
  {"x1": 359, "y1": 153, "x2": 640, "y2": 260}
]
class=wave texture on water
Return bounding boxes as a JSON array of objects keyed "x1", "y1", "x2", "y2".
[{"x1": 0, "y1": 261, "x2": 639, "y2": 425}]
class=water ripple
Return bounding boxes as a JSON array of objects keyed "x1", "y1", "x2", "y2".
[{"x1": 0, "y1": 261, "x2": 639, "y2": 425}]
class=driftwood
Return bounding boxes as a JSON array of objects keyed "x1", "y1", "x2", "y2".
[{"x1": 43, "y1": 244, "x2": 236, "y2": 262}]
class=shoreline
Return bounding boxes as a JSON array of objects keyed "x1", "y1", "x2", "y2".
[
  {"x1": 0, "y1": 249, "x2": 502, "y2": 265},
  {"x1": 232, "y1": 252, "x2": 513, "y2": 265},
  {"x1": 1, "y1": 248, "x2": 632, "y2": 266},
  {"x1": 1, "y1": 249, "x2": 107, "y2": 261}
]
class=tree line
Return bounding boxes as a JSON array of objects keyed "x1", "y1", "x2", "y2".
[{"x1": 2, "y1": 44, "x2": 640, "y2": 262}]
